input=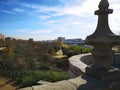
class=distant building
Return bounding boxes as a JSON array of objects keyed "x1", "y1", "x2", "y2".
[
  {"x1": 59, "y1": 37, "x2": 66, "y2": 42},
  {"x1": 44, "y1": 37, "x2": 85, "y2": 45},
  {"x1": 29, "y1": 38, "x2": 34, "y2": 42},
  {"x1": 58, "y1": 37, "x2": 85, "y2": 45},
  {"x1": 0, "y1": 34, "x2": 5, "y2": 40}
]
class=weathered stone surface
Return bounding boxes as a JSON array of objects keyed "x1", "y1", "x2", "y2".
[
  {"x1": 0, "y1": 47, "x2": 6, "y2": 51},
  {"x1": 37, "y1": 80, "x2": 52, "y2": 85},
  {"x1": 19, "y1": 76, "x2": 86, "y2": 90},
  {"x1": 68, "y1": 53, "x2": 92, "y2": 78},
  {"x1": 19, "y1": 87, "x2": 33, "y2": 90}
]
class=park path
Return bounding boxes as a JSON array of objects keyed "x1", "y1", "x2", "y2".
[{"x1": 0, "y1": 77, "x2": 20, "y2": 90}]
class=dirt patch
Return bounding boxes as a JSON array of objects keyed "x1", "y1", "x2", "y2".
[{"x1": 0, "y1": 77, "x2": 21, "y2": 90}]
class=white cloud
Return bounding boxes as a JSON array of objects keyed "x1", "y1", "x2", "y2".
[
  {"x1": 17, "y1": 29, "x2": 28, "y2": 32},
  {"x1": 0, "y1": 9, "x2": 15, "y2": 14},
  {"x1": 20, "y1": 3, "x2": 40, "y2": 9},
  {"x1": 13, "y1": 8, "x2": 26, "y2": 12},
  {"x1": 39, "y1": 15, "x2": 51, "y2": 20},
  {"x1": 15, "y1": 29, "x2": 53, "y2": 40},
  {"x1": 37, "y1": 0, "x2": 120, "y2": 39},
  {"x1": 29, "y1": 30, "x2": 52, "y2": 34},
  {"x1": 17, "y1": 0, "x2": 96, "y2": 18},
  {"x1": 17, "y1": 29, "x2": 52, "y2": 35},
  {"x1": 8, "y1": 0, "x2": 120, "y2": 40},
  {"x1": 35, "y1": 0, "x2": 98, "y2": 17},
  {"x1": 45, "y1": 20, "x2": 64, "y2": 26}
]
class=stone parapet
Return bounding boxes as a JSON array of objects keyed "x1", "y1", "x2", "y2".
[
  {"x1": 18, "y1": 76, "x2": 86, "y2": 90},
  {"x1": 68, "y1": 53, "x2": 92, "y2": 78}
]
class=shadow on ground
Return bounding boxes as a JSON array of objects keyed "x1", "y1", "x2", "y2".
[
  {"x1": 77, "y1": 74, "x2": 109, "y2": 90},
  {"x1": 0, "y1": 77, "x2": 22, "y2": 90},
  {"x1": 77, "y1": 74, "x2": 120, "y2": 90}
]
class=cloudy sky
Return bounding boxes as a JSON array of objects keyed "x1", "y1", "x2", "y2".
[{"x1": 0, "y1": 0, "x2": 120, "y2": 41}]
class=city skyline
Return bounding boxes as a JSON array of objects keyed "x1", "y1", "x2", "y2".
[{"x1": 0, "y1": 0, "x2": 120, "y2": 41}]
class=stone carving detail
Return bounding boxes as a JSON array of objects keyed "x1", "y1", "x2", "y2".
[{"x1": 92, "y1": 44, "x2": 114, "y2": 70}]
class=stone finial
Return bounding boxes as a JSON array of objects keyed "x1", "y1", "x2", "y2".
[
  {"x1": 95, "y1": 0, "x2": 113, "y2": 15},
  {"x1": 98, "y1": 0, "x2": 109, "y2": 9}
]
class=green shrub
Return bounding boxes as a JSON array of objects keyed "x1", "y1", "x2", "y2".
[
  {"x1": 47, "y1": 71, "x2": 67, "y2": 82},
  {"x1": 19, "y1": 70, "x2": 67, "y2": 87},
  {"x1": 21, "y1": 76, "x2": 36, "y2": 87},
  {"x1": 64, "y1": 45, "x2": 92, "y2": 57},
  {"x1": 33, "y1": 70, "x2": 67, "y2": 82}
]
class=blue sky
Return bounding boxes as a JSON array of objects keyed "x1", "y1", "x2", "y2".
[{"x1": 0, "y1": 0, "x2": 120, "y2": 41}]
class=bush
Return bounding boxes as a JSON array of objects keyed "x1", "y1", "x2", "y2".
[
  {"x1": 20, "y1": 70, "x2": 67, "y2": 87},
  {"x1": 52, "y1": 58, "x2": 68, "y2": 71},
  {"x1": 63, "y1": 45, "x2": 92, "y2": 57},
  {"x1": 21, "y1": 76, "x2": 36, "y2": 87},
  {"x1": 0, "y1": 40, "x2": 69, "y2": 88},
  {"x1": 33, "y1": 70, "x2": 67, "y2": 82}
]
